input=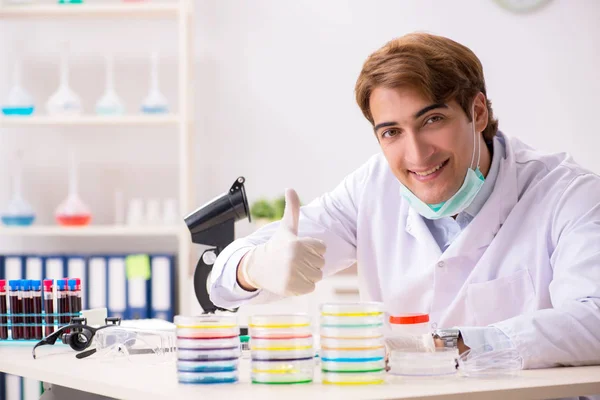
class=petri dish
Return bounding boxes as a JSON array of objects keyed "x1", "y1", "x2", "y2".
[
  {"x1": 178, "y1": 371, "x2": 238, "y2": 384},
  {"x1": 250, "y1": 336, "x2": 313, "y2": 351},
  {"x1": 389, "y1": 348, "x2": 458, "y2": 376},
  {"x1": 321, "y1": 358, "x2": 385, "y2": 373},
  {"x1": 177, "y1": 359, "x2": 239, "y2": 373},
  {"x1": 320, "y1": 336, "x2": 384, "y2": 351},
  {"x1": 249, "y1": 314, "x2": 312, "y2": 338},
  {"x1": 320, "y1": 326, "x2": 384, "y2": 339},
  {"x1": 177, "y1": 337, "x2": 240, "y2": 350},
  {"x1": 320, "y1": 314, "x2": 384, "y2": 328},
  {"x1": 322, "y1": 370, "x2": 385, "y2": 385},
  {"x1": 320, "y1": 302, "x2": 384, "y2": 317},
  {"x1": 320, "y1": 348, "x2": 386, "y2": 362},
  {"x1": 177, "y1": 347, "x2": 241, "y2": 361},
  {"x1": 175, "y1": 315, "x2": 239, "y2": 338},
  {"x1": 251, "y1": 347, "x2": 315, "y2": 360},
  {"x1": 251, "y1": 359, "x2": 314, "y2": 384}
]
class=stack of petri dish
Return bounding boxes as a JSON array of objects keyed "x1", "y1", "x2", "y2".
[
  {"x1": 248, "y1": 314, "x2": 315, "y2": 385},
  {"x1": 319, "y1": 302, "x2": 386, "y2": 385},
  {"x1": 175, "y1": 315, "x2": 241, "y2": 384}
]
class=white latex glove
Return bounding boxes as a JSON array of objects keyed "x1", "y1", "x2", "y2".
[{"x1": 239, "y1": 188, "x2": 326, "y2": 296}]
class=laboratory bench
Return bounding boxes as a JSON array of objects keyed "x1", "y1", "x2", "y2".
[{"x1": 1, "y1": 345, "x2": 600, "y2": 400}]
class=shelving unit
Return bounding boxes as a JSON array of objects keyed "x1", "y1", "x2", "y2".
[
  {"x1": 0, "y1": 115, "x2": 180, "y2": 127},
  {"x1": 0, "y1": 0, "x2": 195, "y2": 315}
]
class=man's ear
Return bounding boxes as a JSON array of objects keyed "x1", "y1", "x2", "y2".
[{"x1": 474, "y1": 92, "x2": 489, "y2": 134}]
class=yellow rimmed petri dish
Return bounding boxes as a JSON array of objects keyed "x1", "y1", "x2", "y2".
[
  {"x1": 177, "y1": 336, "x2": 240, "y2": 350},
  {"x1": 175, "y1": 315, "x2": 239, "y2": 339},
  {"x1": 250, "y1": 336, "x2": 313, "y2": 351},
  {"x1": 248, "y1": 314, "x2": 312, "y2": 339},
  {"x1": 320, "y1": 302, "x2": 384, "y2": 317},
  {"x1": 321, "y1": 370, "x2": 386, "y2": 385},
  {"x1": 251, "y1": 358, "x2": 314, "y2": 384},
  {"x1": 320, "y1": 336, "x2": 384, "y2": 351}
]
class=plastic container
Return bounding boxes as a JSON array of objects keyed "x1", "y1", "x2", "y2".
[
  {"x1": 178, "y1": 371, "x2": 238, "y2": 384},
  {"x1": 248, "y1": 314, "x2": 311, "y2": 338},
  {"x1": 320, "y1": 348, "x2": 386, "y2": 362},
  {"x1": 177, "y1": 348, "x2": 241, "y2": 361},
  {"x1": 250, "y1": 336, "x2": 313, "y2": 351},
  {"x1": 322, "y1": 370, "x2": 385, "y2": 385},
  {"x1": 320, "y1": 337, "x2": 384, "y2": 351},
  {"x1": 320, "y1": 302, "x2": 384, "y2": 317},
  {"x1": 389, "y1": 313, "x2": 430, "y2": 336},
  {"x1": 321, "y1": 358, "x2": 385, "y2": 372},
  {"x1": 175, "y1": 315, "x2": 239, "y2": 338},
  {"x1": 177, "y1": 337, "x2": 240, "y2": 350},
  {"x1": 389, "y1": 348, "x2": 458, "y2": 376},
  {"x1": 177, "y1": 359, "x2": 239, "y2": 373},
  {"x1": 320, "y1": 326, "x2": 383, "y2": 339},
  {"x1": 251, "y1": 358, "x2": 314, "y2": 384}
]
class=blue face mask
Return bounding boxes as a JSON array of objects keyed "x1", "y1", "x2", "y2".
[{"x1": 399, "y1": 105, "x2": 485, "y2": 220}]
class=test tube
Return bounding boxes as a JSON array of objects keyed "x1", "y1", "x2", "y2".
[
  {"x1": 75, "y1": 278, "x2": 82, "y2": 313},
  {"x1": 68, "y1": 279, "x2": 78, "y2": 320},
  {"x1": 0, "y1": 280, "x2": 8, "y2": 340},
  {"x1": 57, "y1": 279, "x2": 70, "y2": 328},
  {"x1": 21, "y1": 280, "x2": 33, "y2": 340},
  {"x1": 8, "y1": 280, "x2": 22, "y2": 339},
  {"x1": 31, "y1": 280, "x2": 43, "y2": 340},
  {"x1": 43, "y1": 280, "x2": 55, "y2": 336}
]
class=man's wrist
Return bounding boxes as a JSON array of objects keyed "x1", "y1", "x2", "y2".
[
  {"x1": 433, "y1": 328, "x2": 470, "y2": 354},
  {"x1": 236, "y1": 253, "x2": 258, "y2": 292}
]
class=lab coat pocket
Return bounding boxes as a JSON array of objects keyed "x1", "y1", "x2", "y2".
[{"x1": 467, "y1": 269, "x2": 535, "y2": 326}]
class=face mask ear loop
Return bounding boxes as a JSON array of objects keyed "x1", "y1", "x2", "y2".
[{"x1": 470, "y1": 103, "x2": 477, "y2": 170}]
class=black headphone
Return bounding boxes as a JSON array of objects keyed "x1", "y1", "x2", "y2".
[{"x1": 32, "y1": 317, "x2": 121, "y2": 359}]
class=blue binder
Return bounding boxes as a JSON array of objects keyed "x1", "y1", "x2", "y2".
[
  {"x1": 150, "y1": 254, "x2": 175, "y2": 322},
  {"x1": 0, "y1": 255, "x2": 4, "y2": 279}
]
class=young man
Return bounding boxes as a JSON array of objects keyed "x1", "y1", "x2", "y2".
[{"x1": 209, "y1": 33, "x2": 600, "y2": 369}]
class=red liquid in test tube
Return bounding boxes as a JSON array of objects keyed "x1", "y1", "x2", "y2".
[
  {"x1": 8, "y1": 280, "x2": 22, "y2": 340},
  {"x1": 0, "y1": 280, "x2": 8, "y2": 340},
  {"x1": 43, "y1": 280, "x2": 55, "y2": 336}
]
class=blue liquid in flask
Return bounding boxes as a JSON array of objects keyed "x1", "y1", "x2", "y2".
[{"x1": 1, "y1": 106, "x2": 35, "y2": 116}]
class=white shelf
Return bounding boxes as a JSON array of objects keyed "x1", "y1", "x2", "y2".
[
  {"x1": 0, "y1": 115, "x2": 180, "y2": 127},
  {"x1": 0, "y1": 3, "x2": 179, "y2": 19},
  {"x1": 0, "y1": 225, "x2": 183, "y2": 237}
]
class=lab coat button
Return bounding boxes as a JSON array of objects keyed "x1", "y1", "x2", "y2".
[{"x1": 437, "y1": 261, "x2": 445, "y2": 268}]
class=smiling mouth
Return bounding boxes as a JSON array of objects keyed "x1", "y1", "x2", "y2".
[{"x1": 410, "y1": 159, "x2": 449, "y2": 177}]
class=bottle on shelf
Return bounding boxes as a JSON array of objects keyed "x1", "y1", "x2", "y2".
[
  {"x1": 1, "y1": 151, "x2": 36, "y2": 227},
  {"x1": 1, "y1": 58, "x2": 35, "y2": 117},
  {"x1": 46, "y1": 42, "x2": 83, "y2": 116},
  {"x1": 140, "y1": 51, "x2": 169, "y2": 114},
  {"x1": 55, "y1": 149, "x2": 92, "y2": 226},
  {"x1": 95, "y1": 52, "x2": 125, "y2": 116}
]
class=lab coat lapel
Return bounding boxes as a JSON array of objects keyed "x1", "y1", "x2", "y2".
[
  {"x1": 442, "y1": 135, "x2": 519, "y2": 260},
  {"x1": 405, "y1": 205, "x2": 443, "y2": 260}
]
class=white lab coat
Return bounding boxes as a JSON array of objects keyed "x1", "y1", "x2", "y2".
[{"x1": 210, "y1": 132, "x2": 600, "y2": 370}]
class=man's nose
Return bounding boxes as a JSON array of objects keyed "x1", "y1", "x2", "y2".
[{"x1": 405, "y1": 131, "x2": 435, "y2": 166}]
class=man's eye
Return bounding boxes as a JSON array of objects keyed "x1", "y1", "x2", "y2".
[
  {"x1": 382, "y1": 129, "x2": 399, "y2": 138},
  {"x1": 425, "y1": 115, "x2": 443, "y2": 125}
]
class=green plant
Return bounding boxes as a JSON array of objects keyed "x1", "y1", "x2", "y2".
[
  {"x1": 250, "y1": 199, "x2": 275, "y2": 220},
  {"x1": 250, "y1": 194, "x2": 303, "y2": 222},
  {"x1": 272, "y1": 195, "x2": 286, "y2": 220}
]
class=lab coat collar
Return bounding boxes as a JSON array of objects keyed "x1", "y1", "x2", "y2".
[{"x1": 405, "y1": 132, "x2": 518, "y2": 260}]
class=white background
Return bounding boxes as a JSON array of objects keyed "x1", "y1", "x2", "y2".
[{"x1": 0, "y1": 0, "x2": 598, "y2": 272}]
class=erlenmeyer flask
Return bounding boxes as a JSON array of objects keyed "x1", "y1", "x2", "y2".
[
  {"x1": 1, "y1": 58, "x2": 35, "y2": 116},
  {"x1": 1, "y1": 152, "x2": 36, "y2": 226},
  {"x1": 96, "y1": 53, "x2": 125, "y2": 116},
  {"x1": 55, "y1": 150, "x2": 91, "y2": 226},
  {"x1": 46, "y1": 42, "x2": 83, "y2": 116},
  {"x1": 140, "y1": 52, "x2": 168, "y2": 114}
]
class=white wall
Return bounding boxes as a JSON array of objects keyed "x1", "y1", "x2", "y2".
[{"x1": 0, "y1": 1, "x2": 599, "y2": 310}]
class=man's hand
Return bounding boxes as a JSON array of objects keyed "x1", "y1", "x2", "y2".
[
  {"x1": 433, "y1": 335, "x2": 470, "y2": 354},
  {"x1": 236, "y1": 188, "x2": 327, "y2": 296}
]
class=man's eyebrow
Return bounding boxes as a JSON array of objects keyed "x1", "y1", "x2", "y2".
[
  {"x1": 373, "y1": 103, "x2": 448, "y2": 133},
  {"x1": 414, "y1": 103, "x2": 447, "y2": 118},
  {"x1": 373, "y1": 121, "x2": 398, "y2": 133}
]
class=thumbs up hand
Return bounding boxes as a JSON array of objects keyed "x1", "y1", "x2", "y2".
[{"x1": 237, "y1": 188, "x2": 327, "y2": 297}]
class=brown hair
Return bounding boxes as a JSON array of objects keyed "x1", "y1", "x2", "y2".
[{"x1": 355, "y1": 32, "x2": 498, "y2": 141}]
